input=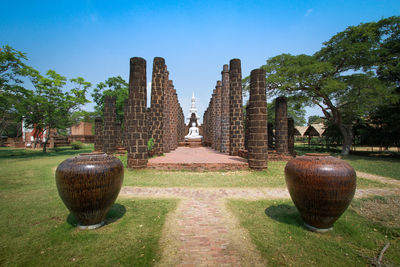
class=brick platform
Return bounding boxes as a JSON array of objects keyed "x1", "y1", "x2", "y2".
[{"x1": 148, "y1": 147, "x2": 248, "y2": 171}]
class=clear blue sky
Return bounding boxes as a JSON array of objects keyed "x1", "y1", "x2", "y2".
[{"x1": 1, "y1": 0, "x2": 399, "y2": 123}]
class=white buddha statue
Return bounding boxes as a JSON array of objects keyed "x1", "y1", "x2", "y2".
[{"x1": 185, "y1": 122, "x2": 202, "y2": 140}]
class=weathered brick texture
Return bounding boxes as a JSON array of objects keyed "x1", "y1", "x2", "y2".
[
  {"x1": 220, "y1": 64, "x2": 230, "y2": 153},
  {"x1": 103, "y1": 95, "x2": 117, "y2": 154},
  {"x1": 126, "y1": 57, "x2": 148, "y2": 168},
  {"x1": 94, "y1": 117, "x2": 103, "y2": 151},
  {"x1": 115, "y1": 121, "x2": 122, "y2": 148},
  {"x1": 214, "y1": 81, "x2": 222, "y2": 151},
  {"x1": 162, "y1": 68, "x2": 170, "y2": 153},
  {"x1": 229, "y1": 59, "x2": 244, "y2": 156},
  {"x1": 275, "y1": 96, "x2": 288, "y2": 154},
  {"x1": 149, "y1": 57, "x2": 165, "y2": 155},
  {"x1": 247, "y1": 69, "x2": 268, "y2": 170}
]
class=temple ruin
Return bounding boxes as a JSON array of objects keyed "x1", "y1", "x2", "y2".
[{"x1": 94, "y1": 57, "x2": 294, "y2": 169}]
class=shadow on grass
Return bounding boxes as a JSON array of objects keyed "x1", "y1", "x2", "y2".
[
  {"x1": 66, "y1": 203, "x2": 127, "y2": 227},
  {"x1": 265, "y1": 204, "x2": 303, "y2": 228},
  {"x1": 0, "y1": 147, "x2": 93, "y2": 159}
]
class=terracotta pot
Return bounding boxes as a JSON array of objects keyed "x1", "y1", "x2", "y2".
[
  {"x1": 284, "y1": 153, "x2": 356, "y2": 232},
  {"x1": 56, "y1": 152, "x2": 124, "y2": 229}
]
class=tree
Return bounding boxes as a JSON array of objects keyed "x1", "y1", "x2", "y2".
[
  {"x1": 308, "y1": 115, "x2": 323, "y2": 125},
  {"x1": 24, "y1": 69, "x2": 90, "y2": 152},
  {"x1": 91, "y1": 76, "x2": 128, "y2": 123},
  {"x1": 267, "y1": 98, "x2": 306, "y2": 126},
  {"x1": 260, "y1": 16, "x2": 399, "y2": 155},
  {"x1": 0, "y1": 45, "x2": 32, "y2": 145}
]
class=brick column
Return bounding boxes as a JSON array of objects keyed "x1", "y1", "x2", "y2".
[
  {"x1": 150, "y1": 57, "x2": 165, "y2": 155},
  {"x1": 288, "y1": 118, "x2": 295, "y2": 156},
  {"x1": 103, "y1": 95, "x2": 117, "y2": 154},
  {"x1": 214, "y1": 81, "x2": 222, "y2": 151},
  {"x1": 166, "y1": 80, "x2": 174, "y2": 152},
  {"x1": 275, "y1": 96, "x2": 288, "y2": 154},
  {"x1": 220, "y1": 64, "x2": 230, "y2": 153},
  {"x1": 94, "y1": 117, "x2": 103, "y2": 152},
  {"x1": 211, "y1": 89, "x2": 217, "y2": 150},
  {"x1": 115, "y1": 121, "x2": 122, "y2": 148},
  {"x1": 126, "y1": 57, "x2": 148, "y2": 169},
  {"x1": 162, "y1": 68, "x2": 170, "y2": 153},
  {"x1": 229, "y1": 59, "x2": 244, "y2": 156},
  {"x1": 245, "y1": 105, "x2": 250, "y2": 151},
  {"x1": 247, "y1": 69, "x2": 268, "y2": 170},
  {"x1": 171, "y1": 87, "x2": 179, "y2": 150}
]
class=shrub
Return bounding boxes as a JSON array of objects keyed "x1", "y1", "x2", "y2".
[
  {"x1": 147, "y1": 138, "x2": 155, "y2": 152},
  {"x1": 71, "y1": 141, "x2": 84, "y2": 150}
]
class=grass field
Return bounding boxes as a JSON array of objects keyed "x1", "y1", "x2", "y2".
[
  {"x1": 295, "y1": 144, "x2": 400, "y2": 180},
  {"x1": 0, "y1": 147, "x2": 177, "y2": 266},
  {"x1": 228, "y1": 196, "x2": 400, "y2": 266},
  {"x1": 0, "y1": 146, "x2": 399, "y2": 266}
]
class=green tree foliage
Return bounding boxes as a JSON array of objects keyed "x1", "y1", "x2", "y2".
[
  {"x1": 267, "y1": 98, "x2": 306, "y2": 126},
  {"x1": 307, "y1": 115, "x2": 323, "y2": 125},
  {"x1": 260, "y1": 16, "x2": 399, "y2": 155},
  {"x1": 0, "y1": 45, "x2": 32, "y2": 145},
  {"x1": 91, "y1": 76, "x2": 128, "y2": 123},
  {"x1": 24, "y1": 69, "x2": 90, "y2": 152}
]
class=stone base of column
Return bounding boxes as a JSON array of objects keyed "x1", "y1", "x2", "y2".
[{"x1": 127, "y1": 158, "x2": 148, "y2": 169}]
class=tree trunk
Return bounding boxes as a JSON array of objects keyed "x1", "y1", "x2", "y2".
[
  {"x1": 339, "y1": 124, "x2": 353, "y2": 155},
  {"x1": 42, "y1": 130, "x2": 50, "y2": 153}
]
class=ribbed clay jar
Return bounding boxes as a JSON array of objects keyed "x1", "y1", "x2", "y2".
[
  {"x1": 56, "y1": 152, "x2": 124, "y2": 229},
  {"x1": 284, "y1": 153, "x2": 356, "y2": 232}
]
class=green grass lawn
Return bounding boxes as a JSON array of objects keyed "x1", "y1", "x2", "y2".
[
  {"x1": 295, "y1": 144, "x2": 400, "y2": 180},
  {"x1": 228, "y1": 197, "x2": 400, "y2": 267},
  {"x1": 343, "y1": 155, "x2": 400, "y2": 180},
  {"x1": 0, "y1": 146, "x2": 397, "y2": 266},
  {"x1": 0, "y1": 147, "x2": 177, "y2": 267}
]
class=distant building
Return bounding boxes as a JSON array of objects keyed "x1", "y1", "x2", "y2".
[{"x1": 68, "y1": 122, "x2": 94, "y2": 143}]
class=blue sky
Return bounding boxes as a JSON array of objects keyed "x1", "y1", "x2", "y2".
[{"x1": 1, "y1": 0, "x2": 399, "y2": 123}]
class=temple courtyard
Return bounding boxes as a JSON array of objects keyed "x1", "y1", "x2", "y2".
[
  {"x1": 148, "y1": 146, "x2": 248, "y2": 171},
  {"x1": 1, "y1": 146, "x2": 400, "y2": 266}
]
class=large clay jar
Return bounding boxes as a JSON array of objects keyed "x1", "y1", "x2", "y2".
[
  {"x1": 56, "y1": 152, "x2": 124, "y2": 229},
  {"x1": 285, "y1": 153, "x2": 356, "y2": 232}
]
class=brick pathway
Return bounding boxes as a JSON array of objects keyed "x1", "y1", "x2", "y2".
[{"x1": 120, "y1": 186, "x2": 400, "y2": 267}]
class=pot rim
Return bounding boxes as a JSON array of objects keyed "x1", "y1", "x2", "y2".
[
  {"x1": 304, "y1": 153, "x2": 331, "y2": 157},
  {"x1": 78, "y1": 152, "x2": 107, "y2": 157}
]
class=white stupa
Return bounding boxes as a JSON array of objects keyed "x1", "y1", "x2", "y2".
[{"x1": 186, "y1": 92, "x2": 200, "y2": 125}]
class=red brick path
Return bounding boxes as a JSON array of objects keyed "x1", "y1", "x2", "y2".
[
  {"x1": 120, "y1": 186, "x2": 400, "y2": 267},
  {"x1": 148, "y1": 147, "x2": 248, "y2": 171}
]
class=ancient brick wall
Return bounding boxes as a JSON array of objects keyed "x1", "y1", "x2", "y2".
[
  {"x1": 94, "y1": 117, "x2": 103, "y2": 151},
  {"x1": 149, "y1": 57, "x2": 165, "y2": 155},
  {"x1": 171, "y1": 86, "x2": 179, "y2": 150},
  {"x1": 247, "y1": 69, "x2": 268, "y2": 170},
  {"x1": 126, "y1": 57, "x2": 148, "y2": 168},
  {"x1": 210, "y1": 89, "x2": 216, "y2": 150},
  {"x1": 214, "y1": 81, "x2": 222, "y2": 151},
  {"x1": 162, "y1": 68, "x2": 170, "y2": 154},
  {"x1": 229, "y1": 59, "x2": 244, "y2": 156},
  {"x1": 103, "y1": 95, "x2": 117, "y2": 154},
  {"x1": 178, "y1": 106, "x2": 185, "y2": 142},
  {"x1": 115, "y1": 121, "x2": 122, "y2": 148},
  {"x1": 275, "y1": 96, "x2": 288, "y2": 154},
  {"x1": 123, "y1": 99, "x2": 128, "y2": 149},
  {"x1": 245, "y1": 105, "x2": 250, "y2": 151},
  {"x1": 220, "y1": 64, "x2": 230, "y2": 153}
]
